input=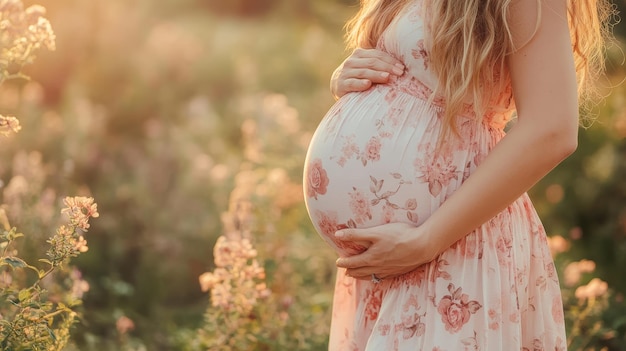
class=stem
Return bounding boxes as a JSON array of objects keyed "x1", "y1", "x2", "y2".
[
  {"x1": 41, "y1": 308, "x2": 69, "y2": 321},
  {"x1": 1, "y1": 238, "x2": 12, "y2": 257},
  {"x1": 27, "y1": 224, "x2": 80, "y2": 297},
  {"x1": 567, "y1": 298, "x2": 597, "y2": 347}
]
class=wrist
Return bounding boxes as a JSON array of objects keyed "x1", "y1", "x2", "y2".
[{"x1": 409, "y1": 220, "x2": 442, "y2": 264}]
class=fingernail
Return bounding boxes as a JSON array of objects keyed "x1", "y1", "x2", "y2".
[
  {"x1": 395, "y1": 63, "x2": 405, "y2": 69},
  {"x1": 393, "y1": 67, "x2": 404, "y2": 75},
  {"x1": 335, "y1": 231, "x2": 344, "y2": 238},
  {"x1": 381, "y1": 72, "x2": 389, "y2": 78}
]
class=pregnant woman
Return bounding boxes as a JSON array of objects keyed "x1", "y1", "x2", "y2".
[{"x1": 303, "y1": 0, "x2": 613, "y2": 350}]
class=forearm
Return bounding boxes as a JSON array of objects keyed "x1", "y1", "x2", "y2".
[{"x1": 420, "y1": 119, "x2": 577, "y2": 255}]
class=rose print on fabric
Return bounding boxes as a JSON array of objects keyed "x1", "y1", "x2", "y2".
[
  {"x1": 384, "y1": 107, "x2": 405, "y2": 127},
  {"x1": 364, "y1": 286, "x2": 384, "y2": 321},
  {"x1": 545, "y1": 261, "x2": 559, "y2": 283},
  {"x1": 362, "y1": 136, "x2": 382, "y2": 164},
  {"x1": 335, "y1": 135, "x2": 360, "y2": 167},
  {"x1": 450, "y1": 233, "x2": 483, "y2": 259},
  {"x1": 315, "y1": 210, "x2": 367, "y2": 256},
  {"x1": 399, "y1": 312, "x2": 426, "y2": 339},
  {"x1": 522, "y1": 338, "x2": 545, "y2": 351},
  {"x1": 305, "y1": 158, "x2": 329, "y2": 199},
  {"x1": 414, "y1": 152, "x2": 459, "y2": 197},
  {"x1": 349, "y1": 188, "x2": 373, "y2": 225},
  {"x1": 334, "y1": 135, "x2": 387, "y2": 167},
  {"x1": 551, "y1": 295, "x2": 564, "y2": 324},
  {"x1": 488, "y1": 308, "x2": 501, "y2": 331},
  {"x1": 430, "y1": 256, "x2": 452, "y2": 283},
  {"x1": 461, "y1": 331, "x2": 480, "y2": 351},
  {"x1": 495, "y1": 234, "x2": 513, "y2": 266},
  {"x1": 412, "y1": 39, "x2": 430, "y2": 70},
  {"x1": 390, "y1": 264, "x2": 427, "y2": 290},
  {"x1": 437, "y1": 284, "x2": 482, "y2": 333},
  {"x1": 522, "y1": 336, "x2": 566, "y2": 351},
  {"x1": 316, "y1": 210, "x2": 339, "y2": 237},
  {"x1": 397, "y1": 294, "x2": 426, "y2": 339}
]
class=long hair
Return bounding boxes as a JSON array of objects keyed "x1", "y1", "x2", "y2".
[{"x1": 345, "y1": 0, "x2": 616, "y2": 136}]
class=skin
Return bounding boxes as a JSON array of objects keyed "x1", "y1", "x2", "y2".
[
  {"x1": 330, "y1": 48, "x2": 406, "y2": 100},
  {"x1": 332, "y1": 0, "x2": 580, "y2": 281}
]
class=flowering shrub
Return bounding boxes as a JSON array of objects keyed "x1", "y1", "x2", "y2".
[
  {"x1": 0, "y1": 197, "x2": 98, "y2": 350},
  {"x1": 187, "y1": 93, "x2": 334, "y2": 351},
  {"x1": 196, "y1": 225, "x2": 273, "y2": 349},
  {"x1": 0, "y1": 0, "x2": 56, "y2": 136},
  {"x1": 0, "y1": 1, "x2": 101, "y2": 349},
  {"x1": 547, "y1": 235, "x2": 616, "y2": 349}
]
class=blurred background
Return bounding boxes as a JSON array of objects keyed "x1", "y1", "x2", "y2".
[{"x1": 1, "y1": 0, "x2": 625, "y2": 350}]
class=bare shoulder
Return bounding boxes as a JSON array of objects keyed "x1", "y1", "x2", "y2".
[
  {"x1": 506, "y1": 0, "x2": 578, "y2": 129},
  {"x1": 508, "y1": 0, "x2": 568, "y2": 52}
]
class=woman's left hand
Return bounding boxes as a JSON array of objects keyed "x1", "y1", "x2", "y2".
[{"x1": 334, "y1": 222, "x2": 441, "y2": 280}]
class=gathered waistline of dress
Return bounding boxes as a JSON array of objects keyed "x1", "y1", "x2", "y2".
[{"x1": 377, "y1": 73, "x2": 514, "y2": 130}]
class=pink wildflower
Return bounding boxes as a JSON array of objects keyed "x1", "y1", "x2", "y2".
[{"x1": 575, "y1": 278, "x2": 609, "y2": 301}]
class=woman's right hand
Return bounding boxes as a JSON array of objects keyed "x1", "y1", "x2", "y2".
[{"x1": 331, "y1": 48, "x2": 405, "y2": 100}]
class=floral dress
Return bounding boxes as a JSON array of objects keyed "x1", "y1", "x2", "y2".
[{"x1": 303, "y1": 1, "x2": 567, "y2": 350}]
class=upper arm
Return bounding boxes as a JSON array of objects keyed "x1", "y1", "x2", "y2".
[{"x1": 506, "y1": 0, "x2": 579, "y2": 133}]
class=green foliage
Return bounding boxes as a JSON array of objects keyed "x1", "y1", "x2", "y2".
[{"x1": 0, "y1": 198, "x2": 98, "y2": 351}]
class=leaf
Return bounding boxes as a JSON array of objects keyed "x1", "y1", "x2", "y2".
[
  {"x1": 376, "y1": 179, "x2": 384, "y2": 193},
  {"x1": 67, "y1": 298, "x2": 83, "y2": 308},
  {"x1": 380, "y1": 191, "x2": 395, "y2": 199},
  {"x1": 467, "y1": 301, "x2": 482, "y2": 314},
  {"x1": 452, "y1": 286, "x2": 463, "y2": 300},
  {"x1": 429, "y1": 180, "x2": 443, "y2": 197},
  {"x1": 38, "y1": 258, "x2": 53, "y2": 265},
  {"x1": 407, "y1": 211, "x2": 419, "y2": 223},
  {"x1": 347, "y1": 219, "x2": 357, "y2": 228},
  {"x1": 405, "y1": 199, "x2": 418, "y2": 211},
  {"x1": 18, "y1": 289, "x2": 31, "y2": 302},
  {"x1": 369, "y1": 175, "x2": 378, "y2": 189},
  {"x1": 371, "y1": 198, "x2": 381, "y2": 206},
  {"x1": 6, "y1": 230, "x2": 24, "y2": 241},
  {"x1": 48, "y1": 327, "x2": 57, "y2": 341},
  {"x1": 2, "y1": 256, "x2": 27, "y2": 268},
  {"x1": 461, "y1": 336, "x2": 478, "y2": 347},
  {"x1": 391, "y1": 172, "x2": 402, "y2": 179}
]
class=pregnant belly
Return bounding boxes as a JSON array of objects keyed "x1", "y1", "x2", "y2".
[{"x1": 303, "y1": 86, "x2": 464, "y2": 257}]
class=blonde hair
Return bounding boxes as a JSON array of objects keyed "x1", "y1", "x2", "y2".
[{"x1": 345, "y1": 0, "x2": 616, "y2": 136}]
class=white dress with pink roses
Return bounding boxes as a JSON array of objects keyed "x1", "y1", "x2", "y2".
[{"x1": 303, "y1": 1, "x2": 567, "y2": 350}]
